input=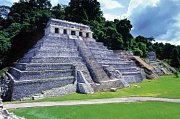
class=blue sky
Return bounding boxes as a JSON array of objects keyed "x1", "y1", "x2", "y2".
[{"x1": 1, "y1": 0, "x2": 180, "y2": 45}]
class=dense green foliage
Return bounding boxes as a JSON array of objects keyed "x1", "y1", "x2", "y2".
[
  {"x1": 0, "y1": 0, "x2": 179, "y2": 69},
  {"x1": 10, "y1": 102, "x2": 180, "y2": 119},
  {"x1": 170, "y1": 48, "x2": 180, "y2": 68}
]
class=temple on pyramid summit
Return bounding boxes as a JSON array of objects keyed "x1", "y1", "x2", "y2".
[{"x1": 1, "y1": 19, "x2": 146, "y2": 100}]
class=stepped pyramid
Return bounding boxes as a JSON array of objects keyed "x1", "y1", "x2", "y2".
[
  {"x1": 147, "y1": 52, "x2": 174, "y2": 76},
  {"x1": 2, "y1": 19, "x2": 144, "y2": 100}
]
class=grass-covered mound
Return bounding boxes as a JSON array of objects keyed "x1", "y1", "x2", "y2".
[{"x1": 10, "y1": 102, "x2": 180, "y2": 119}]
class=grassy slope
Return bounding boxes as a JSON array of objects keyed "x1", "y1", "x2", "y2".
[
  {"x1": 5, "y1": 74, "x2": 180, "y2": 104},
  {"x1": 10, "y1": 102, "x2": 180, "y2": 119},
  {"x1": 30, "y1": 74, "x2": 180, "y2": 102}
]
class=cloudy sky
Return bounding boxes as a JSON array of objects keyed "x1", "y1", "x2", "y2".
[{"x1": 1, "y1": 0, "x2": 180, "y2": 45}]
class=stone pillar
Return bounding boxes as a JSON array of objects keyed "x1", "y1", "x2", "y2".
[
  {"x1": 60, "y1": 28, "x2": 63, "y2": 34},
  {"x1": 50, "y1": 26, "x2": 54, "y2": 34},
  {"x1": 75, "y1": 31, "x2": 79, "y2": 37},
  {"x1": 89, "y1": 32, "x2": 93, "y2": 38},
  {"x1": 82, "y1": 32, "x2": 86, "y2": 37},
  {"x1": 67, "y1": 29, "x2": 71, "y2": 35}
]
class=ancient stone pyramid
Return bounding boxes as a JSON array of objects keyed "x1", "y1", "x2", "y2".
[{"x1": 4, "y1": 19, "x2": 144, "y2": 100}]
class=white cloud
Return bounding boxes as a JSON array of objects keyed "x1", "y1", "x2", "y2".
[
  {"x1": 104, "y1": 13, "x2": 120, "y2": 21},
  {"x1": 127, "y1": 0, "x2": 159, "y2": 16},
  {"x1": 156, "y1": 13, "x2": 180, "y2": 45},
  {"x1": 127, "y1": 0, "x2": 180, "y2": 45},
  {"x1": 13, "y1": 0, "x2": 18, "y2": 2},
  {"x1": 98, "y1": 0, "x2": 124, "y2": 9},
  {"x1": 50, "y1": 0, "x2": 59, "y2": 6},
  {"x1": 104, "y1": 13, "x2": 128, "y2": 21},
  {"x1": 156, "y1": 39, "x2": 180, "y2": 46},
  {"x1": 8, "y1": 0, "x2": 18, "y2": 3}
]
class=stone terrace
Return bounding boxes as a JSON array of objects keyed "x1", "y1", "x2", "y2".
[{"x1": 1, "y1": 19, "x2": 145, "y2": 100}]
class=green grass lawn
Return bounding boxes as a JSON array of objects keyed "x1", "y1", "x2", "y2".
[
  {"x1": 10, "y1": 102, "x2": 180, "y2": 119},
  {"x1": 5, "y1": 74, "x2": 180, "y2": 104}
]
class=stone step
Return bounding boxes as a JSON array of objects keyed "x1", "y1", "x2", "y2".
[
  {"x1": 9, "y1": 67, "x2": 74, "y2": 80},
  {"x1": 122, "y1": 74, "x2": 142, "y2": 83},
  {"x1": 93, "y1": 54, "x2": 118, "y2": 59},
  {"x1": 19, "y1": 57, "x2": 82, "y2": 63},
  {"x1": 88, "y1": 46, "x2": 108, "y2": 50},
  {"x1": 86, "y1": 44, "x2": 107, "y2": 49},
  {"x1": 24, "y1": 50, "x2": 80, "y2": 58},
  {"x1": 98, "y1": 60, "x2": 135, "y2": 65},
  {"x1": 14, "y1": 63, "x2": 75, "y2": 71},
  {"x1": 90, "y1": 50, "x2": 114, "y2": 54},
  {"x1": 100, "y1": 61, "x2": 136, "y2": 67},
  {"x1": 102, "y1": 64, "x2": 136, "y2": 69},
  {"x1": 46, "y1": 36, "x2": 74, "y2": 40},
  {"x1": 45, "y1": 39, "x2": 76, "y2": 44},
  {"x1": 34, "y1": 51, "x2": 79, "y2": 57},
  {"x1": 40, "y1": 47, "x2": 78, "y2": 51},
  {"x1": 36, "y1": 50, "x2": 79, "y2": 54},
  {"x1": 34, "y1": 42, "x2": 77, "y2": 48},
  {"x1": 28, "y1": 46, "x2": 78, "y2": 54},
  {"x1": 121, "y1": 71, "x2": 141, "y2": 75},
  {"x1": 41, "y1": 40, "x2": 76, "y2": 46},
  {"x1": 15, "y1": 76, "x2": 75, "y2": 83},
  {"x1": 42, "y1": 41, "x2": 76, "y2": 46},
  {"x1": 35, "y1": 40, "x2": 76, "y2": 46},
  {"x1": 39, "y1": 43, "x2": 76, "y2": 48},
  {"x1": 41, "y1": 36, "x2": 75, "y2": 42},
  {"x1": 85, "y1": 41, "x2": 104, "y2": 46},
  {"x1": 96, "y1": 58, "x2": 127, "y2": 62},
  {"x1": 89, "y1": 47, "x2": 108, "y2": 51},
  {"x1": 115, "y1": 67, "x2": 138, "y2": 72},
  {"x1": 122, "y1": 76, "x2": 136, "y2": 83}
]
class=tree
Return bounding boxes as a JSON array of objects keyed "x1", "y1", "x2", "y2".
[
  {"x1": 162, "y1": 43, "x2": 175, "y2": 59},
  {"x1": 65, "y1": 0, "x2": 103, "y2": 23},
  {"x1": 133, "y1": 48, "x2": 143, "y2": 56},
  {"x1": 133, "y1": 35, "x2": 155, "y2": 57},
  {"x1": 115, "y1": 19, "x2": 133, "y2": 50},
  {"x1": 103, "y1": 21, "x2": 123, "y2": 50},
  {"x1": 1, "y1": 0, "x2": 53, "y2": 68},
  {"x1": 170, "y1": 48, "x2": 180, "y2": 68},
  {"x1": 51, "y1": 4, "x2": 65, "y2": 20},
  {"x1": 0, "y1": 31, "x2": 11, "y2": 64}
]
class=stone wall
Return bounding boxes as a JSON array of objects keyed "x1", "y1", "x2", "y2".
[{"x1": 11, "y1": 77, "x2": 74, "y2": 100}]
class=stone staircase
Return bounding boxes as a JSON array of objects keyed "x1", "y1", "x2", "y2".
[
  {"x1": 84, "y1": 39, "x2": 144, "y2": 84},
  {"x1": 1, "y1": 19, "x2": 146, "y2": 101},
  {"x1": 1, "y1": 35, "x2": 145, "y2": 101},
  {"x1": 148, "y1": 60, "x2": 173, "y2": 76},
  {"x1": 7, "y1": 35, "x2": 94, "y2": 100}
]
